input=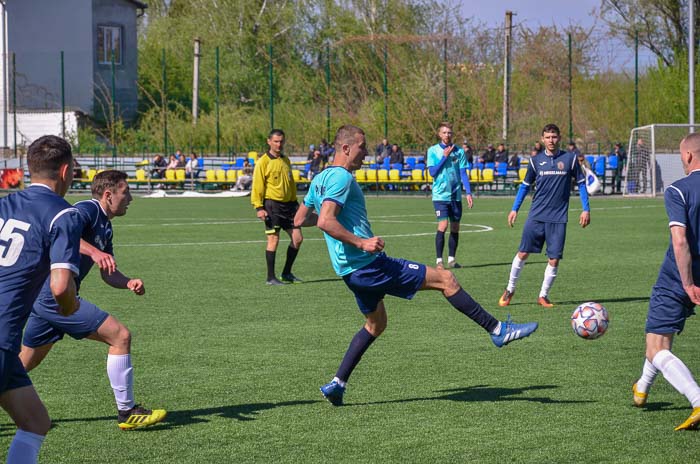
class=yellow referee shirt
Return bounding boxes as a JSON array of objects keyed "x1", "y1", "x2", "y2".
[{"x1": 251, "y1": 152, "x2": 297, "y2": 209}]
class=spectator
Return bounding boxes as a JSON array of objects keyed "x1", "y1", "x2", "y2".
[
  {"x1": 534, "y1": 141, "x2": 544, "y2": 154},
  {"x1": 479, "y1": 144, "x2": 496, "y2": 163},
  {"x1": 507, "y1": 152, "x2": 521, "y2": 169},
  {"x1": 73, "y1": 158, "x2": 84, "y2": 179},
  {"x1": 629, "y1": 138, "x2": 650, "y2": 193},
  {"x1": 307, "y1": 144, "x2": 316, "y2": 160},
  {"x1": 234, "y1": 159, "x2": 253, "y2": 191},
  {"x1": 495, "y1": 143, "x2": 509, "y2": 163},
  {"x1": 319, "y1": 139, "x2": 334, "y2": 163},
  {"x1": 389, "y1": 144, "x2": 404, "y2": 166},
  {"x1": 461, "y1": 143, "x2": 474, "y2": 164},
  {"x1": 567, "y1": 142, "x2": 582, "y2": 158},
  {"x1": 375, "y1": 138, "x2": 391, "y2": 162},
  {"x1": 610, "y1": 142, "x2": 626, "y2": 193},
  {"x1": 151, "y1": 155, "x2": 167, "y2": 179},
  {"x1": 177, "y1": 153, "x2": 187, "y2": 168},
  {"x1": 186, "y1": 152, "x2": 201, "y2": 179},
  {"x1": 166, "y1": 154, "x2": 179, "y2": 171},
  {"x1": 307, "y1": 149, "x2": 323, "y2": 180}
]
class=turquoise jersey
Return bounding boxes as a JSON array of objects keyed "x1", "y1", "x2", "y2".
[
  {"x1": 427, "y1": 143, "x2": 469, "y2": 201},
  {"x1": 303, "y1": 166, "x2": 378, "y2": 276}
]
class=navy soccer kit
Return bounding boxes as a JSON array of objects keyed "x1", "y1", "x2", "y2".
[
  {"x1": 515, "y1": 150, "x2": 587, "y2": 259},
  {"x1": 24, "y1": 199, "x2": 114, "y2": 347},
  {"x1": 427, "y1": 143, "x2": 471, "y2": 221},
  {"x1": 304, "y1": 166, "x2": 426, "y2": 314},
  {"x1": 646, "y1": 170, "x2": 700, "y2": 334},
  {"x1": 0, "y1": 184, "x2": 81, "y2": 392}
]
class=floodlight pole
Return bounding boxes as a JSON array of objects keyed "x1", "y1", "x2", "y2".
[
  {"x1": 690, "y1": 0, "x2": 695, "y2": 131},
  {"x1": 634, "y1": 30, "x2": 639, "y2": 128},
  {"x1": 568, "y1": 32, "x2": 573, "y2": 142},
  {"x1": 502, "y1": 11, "x2": 513, "y2": 142},
  {"x1": 192, "y1": 38, "x2": 200, "y2": 125}
]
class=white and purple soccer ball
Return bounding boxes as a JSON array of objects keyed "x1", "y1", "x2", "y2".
[{"x1": 571, "y1": 302, "x2": 609, "y2": 339}]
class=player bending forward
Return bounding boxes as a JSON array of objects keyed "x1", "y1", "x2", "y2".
[
  {"x1": 294, "y1": 124, "x2": 538, "y2": 406},
  {"x1": 632, "y1": 133, "x2": 700, "y2": 431},
  {"x1": 20, "y1": 170, "x2": 166, "y2": 430}
]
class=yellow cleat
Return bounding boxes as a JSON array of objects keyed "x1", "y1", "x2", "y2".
[
  {"x1": 675, "y1": 407, "x2": 700, "y2": 431},
  {"x1": 499, "y1": 289, "x2": 514, "y2": 307},
  {"x1": 632, "y1": 383, "x2": 647, "y2": 407},
  {"x1": 118, "y1": 405, "x2": 167, "y2": 430}
]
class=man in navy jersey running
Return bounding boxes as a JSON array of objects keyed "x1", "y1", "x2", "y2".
[
  {"x1": 295, "y1": 125, "x2": 538, "y2": 406},
  {"x1": 20, "y1": 170, "x2": 166, "y2": 430},
  {"x1": 631, "y1": 132, "x2": 700, "y2": 431},
  {"x1": 499, "y1": 123, "x2": 590, "y2": 308},
  {"x1": 0, "y1": 135, "x2": 82, "y2": 464}
]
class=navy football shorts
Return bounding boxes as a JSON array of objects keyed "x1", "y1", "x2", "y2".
[
  {"x1": 433, "y1": 200, "x2": 463, "y2": 222},
  {"x1": 519, "y1": 219, "x2": 567, "y2": 259},
  {"x1": 646, "y1": 281, "x2": 697, "y2": 335},
  {"x1": 0, "y1": 349, "x2": 32, "y2": 394},
  {"x1": 23, "y1": 297, "x2": 110, "y2": 348},
  {"x1": 343, "y1": 253, "x2": 427, "y2": 314}
]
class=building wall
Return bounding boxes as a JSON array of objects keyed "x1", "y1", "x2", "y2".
[
  {"x1": 92, "y1": 0, "x2": 140, "y2": 123},
  {"x1": 7, "y1": 0, "x2": 94, "y2": 114}
]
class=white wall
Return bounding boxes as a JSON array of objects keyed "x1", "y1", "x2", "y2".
[{"x1": 6, "y1": 111, "x2": 78, "y2": 147}]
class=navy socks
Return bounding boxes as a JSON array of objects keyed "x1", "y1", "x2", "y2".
[
  {"x1": 447, "y1": 288, "x2": 499, "y2": 333},
  {"x1": 336, "y1": 327, "x2": 376, "y2": 382}
]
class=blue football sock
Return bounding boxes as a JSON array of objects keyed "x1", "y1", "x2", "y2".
[
  {"x1": 448, "y1": 232, "x2": 459, "y2": 258},
  {"x1": 447, "y1": 288, "x2": 499, "y2": 333},
  {"x1": 435, "y1": 230, "x2": 445, "y2": 260},
  {"x1": 335, "y1": 327, "x2": 376, "y2": 383}
]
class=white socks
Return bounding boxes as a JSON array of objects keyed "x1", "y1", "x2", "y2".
[
  {"x1": 332, "y1": 376, "x2": 347, "y2": 388},
  {"x1": 636, "y1": 359, "x2": 659, "y2": 393},
  {"x1": 506, "y1": 256, "x2": 525, "y2": 293},
  {"x1": 491, "y1": 321, "x2": 502, "y2": 336},
  {"x1": 652, "y1": 350, "x2": 700, "y2": 408},
  {"x1": 107, "y1": 354, "x2": 135, "y2": 411},
  {"x1": 539, "y1": 264, "x2": 558, "y2": 298},
  {"x1": 7, "y1": 429, "x2": 44, "y2": 464}
]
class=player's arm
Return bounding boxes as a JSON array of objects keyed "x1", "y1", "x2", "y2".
[
  {"x1": 508, "y1": 160, "x2": 535, "y2": 227},
  {"x1": 100, "y1": 268, "x2": 145, "y2": 295},
  {"x1": 427, "y1": 147, "x2": 451, "y2": 178},
  {"x1": 50, "y1": 268, "x2": 79, "y2": 316},
  {"x1": 293, "y1": 203, "x2": 318, "y2": 228},
  {"x1": 80, "y1": 239, "x2": 116, "y2": 274},
  {"x1": 317, "y1": 200, "x2": 384, "y2": 253},
  {"x1": 574, "y1": 157, "x2": 591, "y2": 228},
  {"x1": 670, "y1": 225, "x2": 700, "y2": 305},
  {"x1": 460, "y1": 168, "x2": 473, "y2": 209},
  {"x1": 250, "y1": 160, "x2": 267, "y2": 219}
]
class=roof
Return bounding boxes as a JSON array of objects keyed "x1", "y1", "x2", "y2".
[{"x1": 127, "y1": 0, "x2": 148, "y2": 9}]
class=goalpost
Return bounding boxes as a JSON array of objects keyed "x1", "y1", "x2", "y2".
[{"x1": 625, "y1": 124, "x2": 700, "y2": 197}]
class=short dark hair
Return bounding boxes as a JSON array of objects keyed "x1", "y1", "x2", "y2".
[
  {"x1": 542, "y1": 124, "x2": 560, "y2": 135},
  {"x1": 91, "y1": 170, "x2": 128, "y2": 198},
  {"x1": 333, "y1": 125, "x2": 365, "y2": 150},
  {"x1": 268, "y1": 129, "x2": 285, "y2": 139},
  {"x1": 437, "y1": 121, "x2": 452, "y2": 131},
  {"x1": 27, "y1": 135, "x2": 73, "y2": 179}
]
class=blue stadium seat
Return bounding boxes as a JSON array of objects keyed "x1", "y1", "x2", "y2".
[
  {"x1": 585, "y1": 155, "x2": 595, "y2": 167},
  {"x1": 221, "y1": 163, "x2": 231, "y2": 171},
  {"x1": 382, "y1": 158, "x2": 391, "y2": 169},
  {"x1": 594, "y1": 156, "x2": 606, "y2": 176},
  {"x1": 485, "y1": 162, "x2": 495, "y2": 170},
  {"x1": 391, "y1": 163, "x2": 403, "y2": 171},
  {"x1": 496, "y1": 162, "x2": 508, "y2": 177},
  {"x1": 406, "y1": 157, "x2": 416, "y2": 169},
  {"x1": 607, "y1": 155, "x2": 618, "y2": 170},
  {"x1": 475, "y1": 161, "x2": 484, "y2": 170},
  {"x1": 234, "y1": 158, "x2": 245, "y2": 168}
]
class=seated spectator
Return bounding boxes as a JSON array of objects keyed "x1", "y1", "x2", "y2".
[
  {"x1": 151, "y1": 155, "x2": 167, "y2": 179},
  {"x1": 479, "y1": 144, "x2": 496, "y2": 163},
  {"x1": 389, "y1": 144, "x2": 404, "y2": 166},
  {"x1": 73, "y1": 159, "x2": 84, "y2": 179},
  {"x1": 533, "y1": 141, "x2": 544, "y2": 154},
  {"x1": 307, "y1": 149, "x2": 323, "y2": 180},
  {"x1": 177, "y1": 153, "x2": 187, "y2": 168},
  {"x1": 507, "y1": 152, "x2": 520, "y2": 169},
  {"x1": 461, "y1": 142, "x2": 474, "y2": 164},
  {"x1": 495, "y1": 143, "x2": 508, "y2": 163},
  {"x1": 234, "y1": 160, "x2": 253, "y2": 191},
  {"x1": 186, "y1": 152, "x2": 201, "y2": 179},
  {"x1": 375, "y1": 138, "x2": 391, "y2": 162},
  {"x1": 319, "y1": 139, "x2": 335, "y2": 163},
  {"x1": 166, "y1": 154, "x2": 179, "y2": 171}
]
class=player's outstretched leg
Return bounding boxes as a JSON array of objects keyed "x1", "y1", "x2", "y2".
[
  {"x1": 320, "y1": 303, "x2": 385, "y2": 406},
  {"x1": 423, "y1": 266, "x2": 538, "y2": 346},
  {"x1": 632, "y1": 359, "x2": 659, "y2": 407}
]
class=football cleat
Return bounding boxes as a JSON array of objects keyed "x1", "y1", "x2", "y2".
[
  {"x1": 632, "y1": 383, "x2": 648, "y2": 407},
  {"x1": 281, "y1": 273, "x2": 303, "y2": 283},
  {"x1": 491, "y1": 315, "x2": 538, "y2": 348},
  {"x1": 447, "y1": 261, "x2": 462, "y2": 269},
  {"x1": 320, "y1": 380, "x2": 345, "y2": 406},
  {"x1": 537, "y1": 296, "x2": 554, "y2": 308},
  {"x1": 266, "y1": 277, "x2": 286, "y2": 286},
  {"x1": 118, "y1": 405, "x2": 167, "y2": 430},
  {"x1": 436, "y1": 259, "x2": 444, "y2": 270},
  {"x1": 499, "y1": 289, "x2": 515, "y2": 307},
  {"x1": 675, "y1": 407, "x2": 700, "y2": 431}
]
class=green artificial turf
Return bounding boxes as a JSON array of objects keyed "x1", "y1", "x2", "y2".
[{"x1": 2, "y1": 194, "x2": 698, "y2": 463}]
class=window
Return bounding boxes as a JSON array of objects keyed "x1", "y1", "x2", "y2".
[{"x1": 97, "y1": 25, "x2": 122, "y2": 65}]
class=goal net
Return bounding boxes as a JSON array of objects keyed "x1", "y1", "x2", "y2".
[{"x1": 625, "y1": 124, "x2": 700, "y2": 197}]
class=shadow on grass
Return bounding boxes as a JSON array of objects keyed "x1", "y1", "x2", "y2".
[
  {"x1": 556, "y1": 296, "x2": 650, "y2": 306},
  {"x1": 295, "y1": 277, "x2": 342, "y2": 284},
  {"x1": 349, "y1": 384, "x2": 590, "y2": 407},
  {"x1": 642, "y1": 402, "x2": 687, "y2": 412},
  {"x1": 457, "y1": 260, "x2": 547, "y2": 270}
]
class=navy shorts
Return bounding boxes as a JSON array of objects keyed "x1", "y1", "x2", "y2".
[
  {"x1": 22, "y1": 297, "x2": 109, "y2": 348},
  {"x1": 343, "y1": 253, "x2": 427, "y2": 314},
  {"x1": 519, "y1": 219, "x2": 567, "y2": 259},
  {"x1": 646, "y1": 279, "x2": 696, "y2": 335},
  {"x1": 0, "y1": 349, "x2": 32, "y2": 394},
  {"x1": 433, "y1": 200, "x2": 462, "y2": 222}
]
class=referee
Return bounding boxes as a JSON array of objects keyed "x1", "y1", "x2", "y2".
[{"x1": 251, "y1": 129, "x2": 304, "y2": 285}]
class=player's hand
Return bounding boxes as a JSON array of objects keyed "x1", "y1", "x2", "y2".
[
  {"x1": 127, "y1": 279, "x2": 145, "y2": 295},
  {"x1": 465, "y1": 194, "x2": 473, "y2": 209},
  {"x1": 684, "y1": 285, "x2": 700, "y2": 306},
  {"x1": 256, "y1": 209, "x2": 268, "y2": 220},
  {"x1": 443, "y1": 145, "x2": 454, "y2": 157},
  {"x1": 579, "y1": 211, "x2": 591, "y2": 228},
  {"x1": 91, "y1": 249, "x2": 116, "y2": 274},
  {"x1": 507, "y1": 211, "x2": 518, "y2": 228},
  {"x1": 360, "y1": 236, "x2": 385, "y2": 253}
]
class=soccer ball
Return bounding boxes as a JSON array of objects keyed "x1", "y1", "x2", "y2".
[{"x1": 571, "y1": 302, "x2": 609, "y2": 339}]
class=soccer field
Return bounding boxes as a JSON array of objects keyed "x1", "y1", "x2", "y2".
[{"x1": 2, "y1": 194, "x2": 698, "y2": 463}]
